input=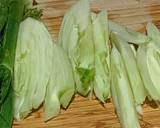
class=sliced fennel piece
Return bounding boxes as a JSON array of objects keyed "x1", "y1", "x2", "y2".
[
  {"x1": 108, "y1": 20, "x2": 149, "y2": 44},
  {"x1": 59, "y1": 0, "x2": 94, "y2": 96},
  {"x1": 111, "y1": 33, "x2": 146, "y2": 105},
  {"x1": 146, "y1": 22, "x2": 160, "y2": 51},
  {"x1": 129, "y1": 44, "x2": 144, "y2": 115},
  {"x1": 137, "y1": 44, "x2": 160, "y2": 101},
  {"x1": 147, "y1": 43, "x2": 160, "y2": 100},
  {"x1": 59, "y1": 0, "x2": 90, "y2": 51},
  {"x1": 44, "y1": 44, "x2": 75, "y2": 121},
  {"x1": 111, "y1": 45, "x2": 140, "y2": 128},
  {"x1": 146, "y1": 22, "x2": 160, "y2": 42},
  {"x1": 146, "y1": 23, "x2": 160, "y2": 100},
  {"x1": 92, "y1": 11, "x2": 110, "y2": 103},
  {"x1": 14, "y1": 17, "x2": 53, "y2": 120}
]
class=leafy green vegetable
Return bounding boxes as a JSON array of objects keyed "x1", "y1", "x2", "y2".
[
  {"x1": 92, "y1": 11, "x2": 110, "y2": 103},
  {"x1": 44, "y1": 44, "x2": 75, "y2": 121},
  {"x1": 23, "y1": 8, "x2": 43, "y2": 20},
  {"x1": 109, "y1": 20, "x2": 149, "y2": 44},
  {"x1": 59, "y1": 0, "x2": 94, "y2": 96},
  {"x1": 110, "y1": 45, "x2": 140, "y2": 128},
  {"x1": 111, "y1": 33, "x2": 147, "y2": 105},
  {"x1": 0, "y1": 0, "x2": 25, "y2": 127},
  {"x1": 14, "y1": 17, "x2": 53, "y2": 120},
  {"x1": 0, "y1": 88, "x2": 13, "y2": 128},
  {"x1": 0, "y1": 0, "x2": 8, "y2": 33}
]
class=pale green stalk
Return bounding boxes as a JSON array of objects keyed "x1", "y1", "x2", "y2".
[
  {"x1": 111, "y1": 33, "x2": 147, "y2": 105},
  {"x1": 136, "y1": 22, "x2": 160, "y2": 101},
  {"x1": 137, "y1": 44, "x2": 160, "y2": 101},
  {"x1": 59, "y1": 0, "x2": 94, "y2": 96},
  {"x1": 14, "y1": 18, "x2": 53, "y2": 120},
  {"x1": 92, "y1": 11, "x2": 110, "y2": 103},
  {"x1": 111, "y1": 45, "x2": 140, "y2": 128},
  {"x1": 44, "y1": 44, "x2": 75, "y2": 121},
  {"x1": 109, "y1": 20, "x2": 149, "y2": 44}
]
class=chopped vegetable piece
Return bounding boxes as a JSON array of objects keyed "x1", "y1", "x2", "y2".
[
  {"x1": 147, "y1": 22, "x2": 160, "y2": 42},
  {"x1": 110, "y1": 44, "x2": 140, "y2": 128},
  {"x1": 14, "y1": 17, "x2": 53, "y2": 120},
  {"x1": 111, "y1": 33, "x2": 147, "y2": 105},
  {"x1": 109, "y1": 20, "x2": 149, "y2": 44},
  {"x1": 137, "y1": 44, "x2": 160, "y2": 101},
  {"x1": 44, "y1": 44, "x2": 75, "y2": 121},
  {"x1": 59, "y1": 0, "x2": 94, "y2": 96},
  {"x1": 92, "y1": 11, "x2": 110, "y2": 103},
  {"x1": 136, "y1": 23, "x2": 160, "y2": 101}
]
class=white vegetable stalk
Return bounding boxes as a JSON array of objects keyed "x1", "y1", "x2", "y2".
[
  {"x1": 111, "y1": 34, "x2": 147, "y2": 105},
  {"x1": 59, "y1": 0, "x2": 94, "y2": 96},
  {"x1": 137, "y1": 44, "x2": 160, "y2": 100},
  {"x1": 111, "y1": 44, "x2": 141, "y2": 128},
  {"x1": 92, "y1": 11, "x2": 110, "y2": 103},
  {"x1": 137, "y1": 23, "x2": 160, "y2": 101},
  {"x1": 14, "y1": 17, "x2": 53, "y2": 120},
  {"x1": 44, "y1": 44, "x2": 75, "y2": 121},
  {"x1": 147, "y1": 22, "x2": 160, "y2": 43},
  {"x1": 108, "y1": 20, "x2": 149, "y2": 44}
]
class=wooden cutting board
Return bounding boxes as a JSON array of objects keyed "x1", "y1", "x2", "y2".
[{"x1": 13, "y1": 0, "x2": 160, "y2": 128}]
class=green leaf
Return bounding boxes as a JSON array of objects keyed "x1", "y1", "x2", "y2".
[
  {"x1": 0, "y1": 0, "x2": 8, "y2": 33},
  {"x1": 0, "y1": 0, "x2": 25, "y2": 126},
  {"x1": 23, "y1": 8, "x2": 43, "y2": 20},
  {"x1": 0, "y1": 87, "x2": 13, "y2": 128},
  {"x1": 0, "y1": 65, "x2": 12, "y2": 104}
]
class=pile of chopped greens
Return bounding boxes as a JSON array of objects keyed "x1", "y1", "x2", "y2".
[{"x1": 1, "y1": 0, "x2": 160, "y2": 128}]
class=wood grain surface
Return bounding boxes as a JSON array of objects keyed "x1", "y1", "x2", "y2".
[{"x1": 13, "y1": 0, "x2": 160, "y2": 128}]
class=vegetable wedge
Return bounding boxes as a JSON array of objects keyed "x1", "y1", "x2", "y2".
[
  {"x1": 110, "y1": 45, "x2": 140, "y2": 128},
  {"x1": 137, "y1": 44, "x2": 160, "y2": 101},
  {"x1": 136, "y1": 23, "x2": 160, "y2": 101},
  {"x1": 109, "y1": 20, "x2": 149, "y2": 44},
  {"x1": 44, "y1": 44, "x2": 75, "y2": 121},
  {"x1": 111, "y1": 33, "x2": 147, "y2": 105},
  {"x1": 92, "y1": 11, "x2": 110, "y2": 102},
  {"x1": 59, "y1": 0, "x2": 94, "y2": 96},
  {"x1": 14, "y1": 18, "x2": 53, "y2": 120}
]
